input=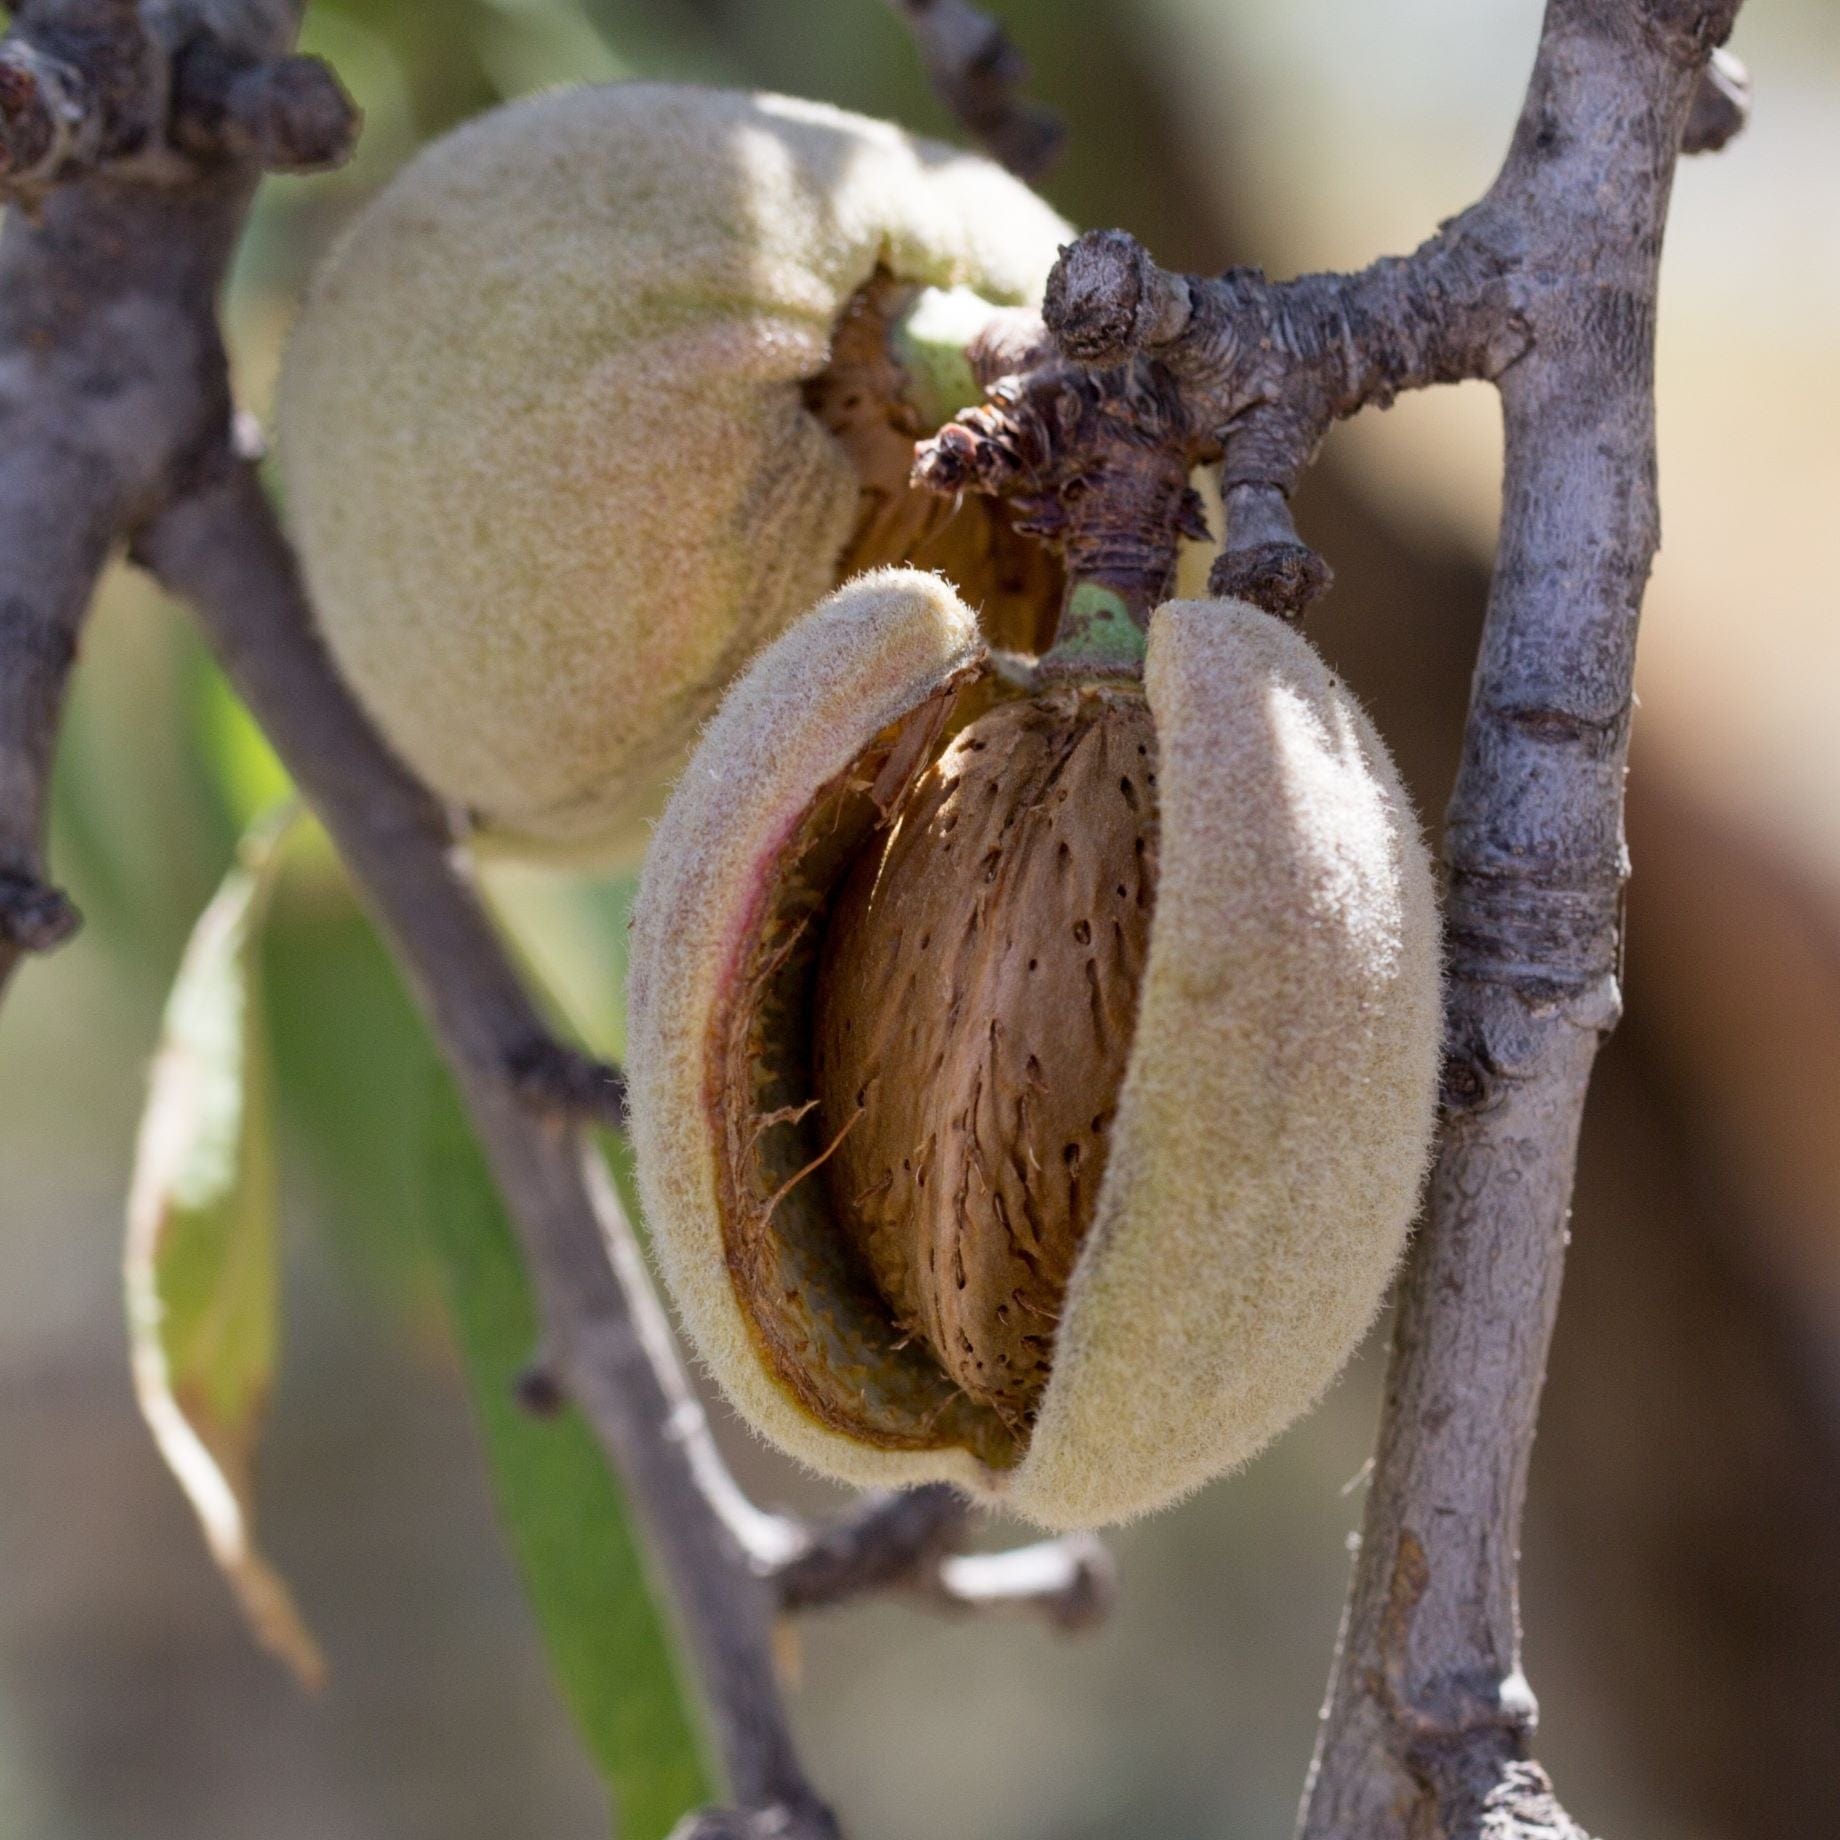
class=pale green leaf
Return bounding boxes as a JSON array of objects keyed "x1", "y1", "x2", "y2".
[{"x1": 124, "y1": 807, "x2": 323, "y2": 1690}]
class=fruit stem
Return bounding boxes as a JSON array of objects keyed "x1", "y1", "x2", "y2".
[{"x1": 1038, "y1": 578, "x2": 1148, "y2": 678}]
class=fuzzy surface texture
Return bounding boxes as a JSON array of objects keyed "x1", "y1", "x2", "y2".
[
  {"x1": 626, "y1": 570, "x2": 1000, "y2": 1498},
  {"x1": 626, "y1": 577, "x2": 1442, "y2": 1527},
  {"x1": 279, "y1": 83, "x2": 1070, "y2": 859},
  {"x1": 1011, "y1": 599, "x2": 1442, "y2": 1526}
]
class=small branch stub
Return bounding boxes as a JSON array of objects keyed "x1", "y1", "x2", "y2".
[
  {"x1": 506, "y1": 1037, "x2": 629, "y2": 1131},
  {"x1": 884, "y1": 0, "x2": 1064, "y2": 180},
  {"x1": 0, "y1": 869, "x2": 81, "y2": 953},
  {"x1": 512, "y1": 1360, "x2": 567, "y2": 1420},
  {"x1": 1683, "y1": 46, "x2": 1750, "y2": 155},
  {"x1": 170, "y1": 41, "x2": 362, "y2": 174},
  {"x1": 1044, "y1": 227, "x2": 1193, "y2": 369},
  {"x1": 1209, "y1": 540, "x2": 1333, "y2": 619}
]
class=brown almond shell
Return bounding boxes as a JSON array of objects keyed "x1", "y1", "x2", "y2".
[{"x1": 812, "y1": 682, "x2": 1159, "y2": 1428}]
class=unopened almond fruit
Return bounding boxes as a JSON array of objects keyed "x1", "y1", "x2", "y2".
[{"x1": 279, "y1": 84, "x2": 1069, "y2": 861}]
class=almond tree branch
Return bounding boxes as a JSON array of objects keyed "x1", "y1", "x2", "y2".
[
  {"x1": 134, "y1": 459, "x2": 843, "y2": 1840},
  {"x1": 0, "y1": 0, "x2": 350, "y2": 1004},
  {"x1": 913, "y1": 202, "x2": 1533, "y2": 620},
  {"x1": 607, "y1": 1375, "x2": 1108, "y2": 1633},
  {"x1": 1039, "y1": 219, "x2": 1529, "y2": 615},
  {"x1": 961, "y1": 26, "x2": 1744, "y2": 625},
  {"x1": 921, "y1": 4, "x2": 1748, "y2": 1835},
  {"x1": 663, "y1": 1429, "x2": 1109, "y2": 1629},
  {"x1": 1298, "y1": 11, "x2": 1741, "y2": 1835},
  {"x1": 881, "y1": 0, "x2": 1061, "y2": 179},
  {"x1": 767, "y1": 1485, "x2": 1115, "y2": 1631},
  {"x1": 0, "y1": 2, "x2": 834, "y2": 1831}
]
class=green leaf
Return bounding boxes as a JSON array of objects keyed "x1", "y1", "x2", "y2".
[
  {"x1": 124, "y1": 806, "x2": 325, "y2": 1690},
  {"x1": 263, "y1": 859, "x2": 448, "y2": 1330},
  {"x1": 419, "y1": 1074, "x2": 713, "y2": 1838},
  {"x1": 188, "y1": 649, "x2": 295, "y2": 835}
]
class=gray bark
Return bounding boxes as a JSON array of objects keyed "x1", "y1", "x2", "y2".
[
  {"x1": 1298, "y1": 5, "x2": 1737, "y2": 1834},
  {"x1": 881, "y1": 0, "x2": 1062, "y2": 176}
]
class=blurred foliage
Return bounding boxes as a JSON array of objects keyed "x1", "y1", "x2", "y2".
[{"x1": 420, "y1": 1077, "x2": 712, "y2": 1836}]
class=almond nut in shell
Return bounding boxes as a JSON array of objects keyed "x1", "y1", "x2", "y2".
[{"x1": 626, "y1": 569, "x2": 1441, "y2": 1528}]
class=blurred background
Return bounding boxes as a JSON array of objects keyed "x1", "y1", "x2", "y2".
[{"x1": 3, "y1": 2, "x2": 1837, "y2": 1836}]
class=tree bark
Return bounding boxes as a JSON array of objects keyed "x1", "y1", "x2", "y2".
[
  {"x1": 914, "y1": 4, "x2": 1744, "y2": 1832},
  {"x1": 1298, "y1": 6, "x2": 1740, "y2": 1835}
]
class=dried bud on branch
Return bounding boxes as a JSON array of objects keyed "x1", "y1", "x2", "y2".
[{"x1": 169, "y1": 40, "x2": 360, "y2": 173}]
